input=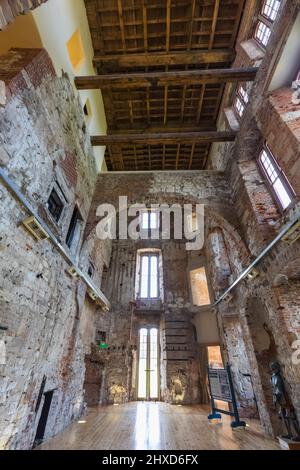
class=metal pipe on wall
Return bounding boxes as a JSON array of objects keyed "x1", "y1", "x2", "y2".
[
  {"x1": 214, "y1": 213, "x2": 300, "y2": 305},
  {"x1": 0, "y1": 168, "x2": 110, "y2": 310}
]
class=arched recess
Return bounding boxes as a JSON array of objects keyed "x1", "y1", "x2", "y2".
[
  {"x1": 81, "y1": 192, "x2": 251, "y2": 407},
  {"x1": 244, "y1": 297, "x2": 282, "y2": 436},
  {"x1": 271, "y1": 256, "x2": 300, "y2": 419}
]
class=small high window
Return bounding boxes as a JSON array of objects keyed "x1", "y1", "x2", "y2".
[
  {"x1": 258, "y1": 146, "x2": 295, "y2": 210},
  {"x1": 254, "y1": 0, "x2": 281, "y2": 48},
  {"x1": 190, "y1": 267, "x2": 211, "y2": 307},
  {"x1": 88, "y1": 262, "x2": 95, "y2": 278},
  {"x1": 234, "y1": 84, "x2": 249, "y2": 118},
  {"x1": 83, "y1": 98, "x2": 92, "y2": 124},
  {"x1": 47, "y1": 188, "x2": 64, "y2": 222},
  {"x1": 139, "y1": 253, "x2": 159, "y2": 299}
]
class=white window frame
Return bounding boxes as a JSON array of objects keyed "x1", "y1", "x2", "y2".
[
  {"x1": 258, "y1": 145, "x2": 295, "y2": 211},
  {"x1": 254, "y1": 0, "x2": 281, "y2": 48},
  {"x1": 140, "y1": 210, "x2": 160, "y2": 230},
  {"x1": 139, "y1": 252, "x2": 160, "y2": 300},
  {"x1": 234, "y1": 84, "x2": 250, "y2": 118}
]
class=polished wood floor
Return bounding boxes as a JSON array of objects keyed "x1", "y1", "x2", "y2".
[{"x1": 38, "y1": 402, "x2": 280, "y2": 450}]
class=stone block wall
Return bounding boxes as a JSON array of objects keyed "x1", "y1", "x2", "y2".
[{"x1": 0, "y1": 48, "x2": 109, "y2": 449}]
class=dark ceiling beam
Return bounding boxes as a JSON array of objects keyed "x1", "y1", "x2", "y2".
[
  {"x1": 93, "y1": 49, "x2": 236, "y2": 68},
  {"x1": 111, "y1": 123, "x2": 217, "y2": 133},
  {"x1": 91, "y1": 131, "x2": 237, "y2": 146},
  {"x1": 75, "y1": 67, "x2": 258, "y2": 90}
]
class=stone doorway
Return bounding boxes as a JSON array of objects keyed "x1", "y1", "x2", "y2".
[{"x1": 33, "y1": 390, "x2": 54, "y2": 446}]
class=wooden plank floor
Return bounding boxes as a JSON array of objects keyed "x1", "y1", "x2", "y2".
[{"x1": 38, "y1": 402, "x2": 280, "y2": 450}]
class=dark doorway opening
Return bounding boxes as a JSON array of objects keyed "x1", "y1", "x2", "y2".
[{"x1": 33, "y1": 390, "x2": 54, "y2": 446}]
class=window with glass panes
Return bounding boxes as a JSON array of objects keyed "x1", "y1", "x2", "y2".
[
  {"x1": 258, "y1": 146, "x2": 295, "y2": 210},
  {"x1": 234, "y1": 84, "x2": 249, "y2": 118},
  {"x1": 141, "y1": 210, "x2": 159, "y2": 230},
  {"x1": 139, "y1": 253, "x2": 159, "y2": 299},
  {"x1": 254, "y1": 0, "x2": 280, "y2": 48}
]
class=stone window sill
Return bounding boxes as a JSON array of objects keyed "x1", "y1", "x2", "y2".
[
  {"x1": 224, "y1": 107, "x2": 240, "y2": 132},
  {"x1": 240, "y1": 38, "x2": 265, "y2": 64}
]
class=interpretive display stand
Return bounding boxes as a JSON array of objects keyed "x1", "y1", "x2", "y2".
[{"x1": 207, "y1": 364, "x2": 246, "y2": 428}]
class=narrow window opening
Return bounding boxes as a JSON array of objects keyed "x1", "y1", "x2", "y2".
[
  {"x1": 138, "y1": 327, "x2": 159, "y2": 400},
  {"x1": 47, "y1": 188, "x2": 64, "y2": 222},
  {"x1": 66, "y1": 206, "x2": 83, "y2": 248},
  {"x1": 88, "y1": 262, "x2": 95, "y2": 278},
  {"x1": 190, "y1": 267, "x2": 211, "y2": 307}
]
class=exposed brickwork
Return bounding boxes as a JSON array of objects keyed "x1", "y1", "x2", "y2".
[{"x1": 0, "y1": 0, "x2": 49, "y2": 30}]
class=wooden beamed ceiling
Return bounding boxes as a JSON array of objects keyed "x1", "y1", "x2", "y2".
[{"x1": 83, "y1": 0, "x2": 246, "y2": 171}]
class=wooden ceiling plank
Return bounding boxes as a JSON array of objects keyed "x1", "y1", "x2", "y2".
[
  {"x1": 209, "y1": 0, "x2": 220, "y2": 49},
  {"x1": 196, "y1": 85, "x2": 206, "y2": 124},
  {"x1": 91, "y1": 130, "x2": 237, "y2": 146},
  {"x1": 175, "y1": 144, "x2": 180, "y2": 170},
  {"x1": 75, "y1": 67, "x2": 258, "y2": 89},
  {"x1": 142, "y1": 0, "x2": 148, "y2": 51},
  {"x1": 117, "y1": 0, "x2": 126, "y2": 51},
  {"x1": 230, "y1": 0, "x2": 245, "y2": 48},
  {"x1": 93, "y1": 49, "x2": 235, "y2": 68},
  {"x1": 164, "y1": 85, "x2": 168, "y2": 125},
  {"x1": 110, "y1": 123, "x2": 216, "y2": 133},
  {"x1": 188, "y1": 143, "x2": 196, "y2": 170},
  {"x1": 162, "y1": 143, "x2": 166, "y2": 170},
  {"x1": 148, "y1": 144, "x2": 151, "y2": 170},
  {"x1": 188, "y1": 0, "x2": 196, "y2": 49},
  {"x1": 166, "y1": 0, "x2": 171, "y2": 51}
]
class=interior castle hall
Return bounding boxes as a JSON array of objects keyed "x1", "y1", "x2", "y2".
[{"x1": 0, "y1": 0, "x2": 300, "y2": 451}]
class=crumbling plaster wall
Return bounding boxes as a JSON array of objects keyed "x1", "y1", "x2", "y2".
[{"x1": 0, "y1": 48, "x2": 109, "y2": 449}]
